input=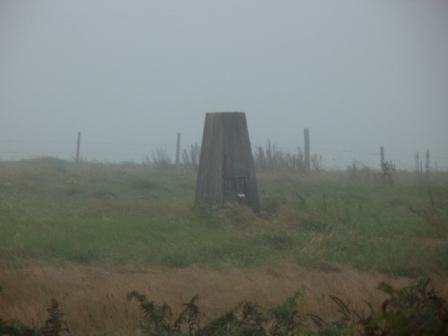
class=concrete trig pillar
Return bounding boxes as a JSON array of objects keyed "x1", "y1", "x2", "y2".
[{"x1": 195, "y1": 112, "x2": 260, "y2": 212}]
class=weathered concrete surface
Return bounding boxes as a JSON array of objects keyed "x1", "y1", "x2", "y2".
[{"x1": 195, "y1": 112, "x2": 260, "y2": 211}]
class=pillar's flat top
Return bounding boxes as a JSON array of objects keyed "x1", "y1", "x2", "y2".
[{"x1": 206, "y1": 112, "x2": 245, "y2": 115}]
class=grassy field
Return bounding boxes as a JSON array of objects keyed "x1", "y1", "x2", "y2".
[
  {"x1": 0, "y1": 157, "x2": 447, "y2": 276},
  {"x1": 1, "y1": 157, "x2": 448, "y2": 335}
]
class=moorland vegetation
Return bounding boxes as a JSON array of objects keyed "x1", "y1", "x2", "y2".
[{"x1": 0, "y1": 150, "x2": 447, "y2": 335}]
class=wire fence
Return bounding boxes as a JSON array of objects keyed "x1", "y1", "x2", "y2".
[{"x1": 0, "y1": 137, "x2": 447, "y2": 172}]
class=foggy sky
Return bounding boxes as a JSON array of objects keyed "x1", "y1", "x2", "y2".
[{"x1": 1, "y1": 0, "x2": 447, "y2": 170}]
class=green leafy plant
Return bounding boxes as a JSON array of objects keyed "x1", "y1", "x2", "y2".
[
  {"x1": 368, "y1": 278, "x2": 448, "y2": 335},
  {"x1": 308, "y1": 278, "x2": 448, "y2": 336},
  {"x1": 127, "y1": 291, "x2": 202, "y2": 336},
  {"x1": 0, "y1": 319, "x2": 37, "y2": 336},
  {"x1": 0, "y1": 299, "x2": 69, "y2": 336},
  {"x1": 308, "y1": 295, "x2": 362, "y2": 336},
  {"x1": 128, "y1": 290, "x2": 308, "y2": 336},
  {"x1": 37, "y1": 299, "x2": 70, "y2": 336},
  {"x1": 269, "y1": 291, "x2": 303, "y2": 336}
]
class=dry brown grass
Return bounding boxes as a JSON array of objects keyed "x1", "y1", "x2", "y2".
[{"x1": 1, "y1": 264, "x2": 447, "y2": 335}]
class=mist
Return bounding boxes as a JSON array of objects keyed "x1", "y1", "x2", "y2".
[{"x1": 1, "y1": 0, "x2": 447, "y2": 170}]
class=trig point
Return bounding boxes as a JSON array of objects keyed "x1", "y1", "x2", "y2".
[{"x1": 195, "y1": 112, "x2": 260, "y2": 212}]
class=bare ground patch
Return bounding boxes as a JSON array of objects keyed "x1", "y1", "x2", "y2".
[{"x1": 1, "y1": 263, "x2": 447, "y2": 335}]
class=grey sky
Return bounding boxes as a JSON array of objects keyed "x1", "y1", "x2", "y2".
[{"x1": 1, "y1": 0, "x2": 447, "y2": 169}]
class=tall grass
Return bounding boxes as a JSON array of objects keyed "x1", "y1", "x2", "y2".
[{"x1": 253, "y1": 140, "x2": 323, "y2": 173}]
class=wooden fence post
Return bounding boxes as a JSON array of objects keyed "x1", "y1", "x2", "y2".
[
  {"x1": 76, "y1": 132, "x2": 81, "y2": 162},
  {"x1": 176, "y1": 132, "x2": 181, "y2": 166},
  {"x1": 304, "y1": 128, "x2": 310, "y2": 171},
  {"x1": 380, "y1": 146, "x2": 384, "y2": 170}
]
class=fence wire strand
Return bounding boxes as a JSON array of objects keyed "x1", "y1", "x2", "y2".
[{"x1": 1, "y1": 138, "x2": 447, "y2": 170}]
